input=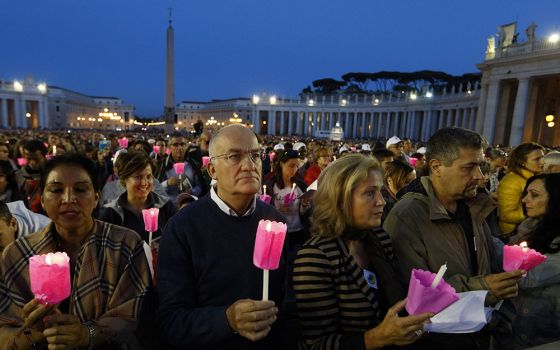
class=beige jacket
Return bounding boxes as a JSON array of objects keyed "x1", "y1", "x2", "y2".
[{"x1": 383, "y1": 177, "x2": 500, "y2": 302}]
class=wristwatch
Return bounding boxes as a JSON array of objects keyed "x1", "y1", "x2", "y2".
[{"x1": 83, "y1": 322, "x2": 96, "y2": 350}]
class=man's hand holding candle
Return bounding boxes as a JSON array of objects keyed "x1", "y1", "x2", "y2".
[
  {"x1": 483, "y1": 270, "x2": 525, "y2": 301},
  {"x1": 226, "y1": 299, "x2": 278, "y2": 342}
]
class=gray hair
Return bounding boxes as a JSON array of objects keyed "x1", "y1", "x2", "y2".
[
  {"x1": 545, "y1": 151, "x2": 560, "y2": 167},
  {"x1": 426, "y1": 127, "x2": 487, "y2": 166}
]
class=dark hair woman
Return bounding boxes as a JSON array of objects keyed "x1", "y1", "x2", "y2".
[
  {"x1": 0, "y1": 153, "x2": 152, "y2": 349},
  {"x1": 101, "y1": 151, "x2": 177, "y2": 245},
  {"x1": 508, "y1": 173, "x2": 560, "y2": 348},
  {"x1": 497, "y1": 142, "x2": 545, "y2": 236},
  {"x1": 263, "y1": 149, "x2": 308, "y2": 249}
]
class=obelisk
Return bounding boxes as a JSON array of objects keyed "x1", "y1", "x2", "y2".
[{"x1": 164, "y1": 8, "x2": 175, "y2": 128}]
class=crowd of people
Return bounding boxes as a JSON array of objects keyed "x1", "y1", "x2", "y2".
[{"x1": 0, "y1": 125, "x2": 559, "y2": 349}]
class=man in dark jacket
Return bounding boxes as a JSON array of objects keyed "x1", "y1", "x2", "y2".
[{"x1": 156, "y1": 125, "x2": 287, "y2": 350}]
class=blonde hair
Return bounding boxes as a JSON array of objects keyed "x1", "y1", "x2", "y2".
[{"x1": 311, "y1": 153, "x2": 382, "y2": 237}]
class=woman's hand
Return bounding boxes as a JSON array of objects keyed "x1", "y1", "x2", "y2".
[
  {"x1": 364, "y1": 299, "x2": 433, "y2": 349},
  {"x1": 43, "y1": 314, "x2": 90, "y2": 350},
  {"x1": 22, "y1": 299, "x2": 58, "y2": 332}
]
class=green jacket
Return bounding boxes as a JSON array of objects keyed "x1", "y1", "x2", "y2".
[{"x1": 383, "y1": 176, "x2": 501, "y2": 303}]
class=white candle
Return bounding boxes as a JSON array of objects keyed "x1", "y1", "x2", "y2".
[
  {"x1": 290, "y1": 183, "x2": 296, "y2": 194},
  {"x1": 431, "y1": 263, "x2": 447, "y2": 288},
  {"x1": 263, "y1": 185, "x2": 267, "y2": 194},
  {"x1": 263, "y1": 269, "x2": 269, "y2": 300},
  {"x1": 52, "y1": 145, "x2": 57, "y2": 156},
  {"x1": 520, "y1": 241, "x2": 528, "y2": 252}
]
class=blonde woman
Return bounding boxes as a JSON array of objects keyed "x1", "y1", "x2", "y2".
[{"x1": 293, "y1": 154, "x2": 432, "y2": 350}]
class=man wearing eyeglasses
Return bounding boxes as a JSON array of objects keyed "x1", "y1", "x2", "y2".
[
  {"x1": 157, "y1": 125, "x2": 288, "y2": 350},
  {"x1": 156, "y1": 134, "x2": 202, "y2": 202}
]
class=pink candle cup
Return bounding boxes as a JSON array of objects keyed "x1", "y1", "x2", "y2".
[
  {"x1": 503, "y1": 243, "x2": 547, "y2": 272},
  {"x1": 173, "y1": 162, "x2": 185, "y2": 175},
  {"x1": 153, "y1": 145, "x2": 161, "y2": 155},
  {"x1": 142, "y1": 208, "x2": 160, "y2": 232},
  {"x1": 259, "y1": 194, "x2": 272, "y2": 204},
  {"x1": 406, "y1": 268, "x2": 459, "y2": 315},
  {"x1": 29, "y1": 252, "x2": 71, "y2": 305},
  {"x1": 202, "y1": 156, "x2": 210, "y2": 167},
  {"x1": 142, "y1": 208, "x2": 159, "y2": 246},
  {"x1": 118, "y1": 137, "x2": 129, "y2": 149},
  {"x1": 254, "y1": 220, "x2": 287, "y2": 300},
  {"x1": 269, "y1": 152, "x2": 276, "y2": 162},
  {"x1": 17, "y1": 158, "x2": 28, "y2": 167}
]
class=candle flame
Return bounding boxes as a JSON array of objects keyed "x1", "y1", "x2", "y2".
[
  {"x1": 520, "y1": 242, "x2": 528, "y2": 248},
  {"x1": 46, "y1": 254, "x2": 52, "y2": 265},
  {"x1": 266, "y1": 222, "x2": 272, "y2": 231}
]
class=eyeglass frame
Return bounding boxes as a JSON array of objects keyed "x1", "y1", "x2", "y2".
[{"x1": 210, "y1": 149, "x2": 264, "y2": 165}]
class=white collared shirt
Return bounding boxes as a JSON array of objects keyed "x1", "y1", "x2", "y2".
[{"x1": 210, "y1": 185, "x2": 256, "y2": 217}]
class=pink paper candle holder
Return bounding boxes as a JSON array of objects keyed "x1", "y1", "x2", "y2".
[
  {"x1": 283, "y1": 192, "x2": 296, "y2": 206},
  {"x1": 153, "y1": 146, "x2": 161, "y2": 155},
  {"x1": 29, "y1": 252, "x2": 71, "y2": 305},
  {"x1": 254, "y1": 220, "x2": 287, "y2": 300},
  {"x1": 503, "y1": 243, "x2": 547, "y2": 272},
  {"x1": 17, "y1": 158, "x2": 27, "y2": 167},
  {"x1": 173, "y1": 162, "x2": 185, "y2": 175},
  {"x1": 406, "y1": 268, "x2": 459, "y2": 315},
  {"x1": 118, "y1": 138, "x2": 129, "y2": 149},
  {"x1": 259, "y1": 194, "x2": 272, "y2": 205},
  {"x1": 142, "y1": 208, "x2": 159, "y2": 246},
  {"x1": 202, "y1": 156, "x2": 210, "y2": 167}
]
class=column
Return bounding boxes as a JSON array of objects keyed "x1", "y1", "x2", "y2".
[
  {"x1": 392, "y1": 112, "x2": 400, "y2": 136},
  {"x1": 329, "y1": 112, "x2": 335, "y2": 129},
  {"x1": 422, "y1": 111, "x2": 431, "y2": 140},
  {"x1": 409, "y1": 111, "x2": 417, "y2": 140},
  {"x1": 510, "y1": 78, "x2": 531, "y2": 147},
  {"x1": 481, "y1": 81, "x2": 501, "y2": 144},
  {"x1": 475, "y1": 83, "x2": 489, "y2": 133},
  {"x1": 288, "y1": 111, "x2": 294, "y2": 134},
  {"x1": 303, "y1": 111, "x2": 310, "y2": 136},
  {"x1": 320, "y1": 111, "x2": 327, "y2": 130},
  {"x1": 438, "y1": 110, "x2": 445, "y2": 128},
  {"x1": 0, "y1": 99, "x2": 7, "y2": 127},
  {"x1": 469, "y1": 108, "x2": 477, "y2": 130},
  {"x1": 384, "y1": 112, "x2": 391, "y2": 138},
  {"x1": 352, "y1": 112, "x2": 359, "y2": 138},
  {"x1": 369, "y1": 112, "x2": 375, "y2": 138},
  {"x1": 296, "y1": 111, "x2": 302, "y2": 135},
  {"x1": 278, "y1": 111, "x2": 285, "y2": 135},
  {"x1": 343, "y1": 113, "x2": 350, "y2": 138},
  {"x1": 361, "y1": 112, "x2": 370, "y2": 139},
  {"x1": 268, "y1": 111, "x2": 274, "y2": 135},
  {"x1": 375, "y1": 112, "x2": 383, "y2": 138}
]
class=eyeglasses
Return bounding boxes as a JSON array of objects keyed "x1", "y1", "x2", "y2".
[
  {"x1": 130, "y1": 174, "x2": 153, "y2": 183},
  {"x1": 211, "y1": 150, "x2": 263, "y2": 165}
]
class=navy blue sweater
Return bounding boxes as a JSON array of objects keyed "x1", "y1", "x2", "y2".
[{"x1": 156, "y1": 194, "x2": 287, "y2": 349}]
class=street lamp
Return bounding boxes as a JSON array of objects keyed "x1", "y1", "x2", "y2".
[
  {"x1": 252, "y1": 95, "x2": 260, "y2": 104},
  {"x1": 548, "y1": 33, "x2": 560, "y2": 43}
]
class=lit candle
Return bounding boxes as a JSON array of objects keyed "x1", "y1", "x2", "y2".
[
  {"x1": 431, "y1": 263, "x2": 447, "y2": 289},
  {"x1": 29, "y1": 252, "x2": 71, "y2": 304},
  {"x1": 253, "y1": 220, "x2": 287, "y2": 300},
  {"x1": 52, "y1": 145, "x2": 57, "y2": 156},
  {"x1": 520, "y1": 241, "x2": 528, "y2": 252},
  {"x1": 142, "y1": 208, "x2": 160, "y2": 246},
  {"x1": 202, "y1": 156, "x2": 210, "y2": 167},
  {"x1": 263, "y1": 185, "x2": 267, "y2": 194}
]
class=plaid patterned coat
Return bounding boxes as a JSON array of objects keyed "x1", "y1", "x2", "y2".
[{"x1": 0, "y1": 220, "x2": 151, "y2": 348}]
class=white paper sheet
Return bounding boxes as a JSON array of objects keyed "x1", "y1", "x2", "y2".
[{"x1": 424, "y1": 291, "x2": 492, "y2": 333}]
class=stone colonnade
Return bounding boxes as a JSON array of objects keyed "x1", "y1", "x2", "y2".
[{"x1": 253, "y1": 106, "x2": 478, "y2": 142}]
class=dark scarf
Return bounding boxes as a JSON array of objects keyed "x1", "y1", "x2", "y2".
[{"x1": 342, "y1": 227, "x2": 406, "y2": 313}]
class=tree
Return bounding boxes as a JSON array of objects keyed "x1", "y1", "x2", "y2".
[{"x1": 312, "y1": 78, "x2": 347, "y2": 94}]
